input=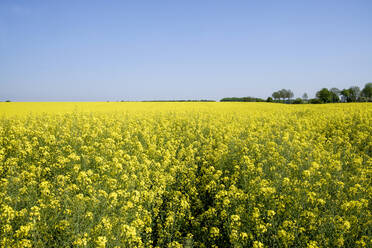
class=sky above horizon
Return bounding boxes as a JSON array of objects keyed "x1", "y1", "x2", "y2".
[{"x1": 1, "y1": 0, "x2": 372, "y2": 101}]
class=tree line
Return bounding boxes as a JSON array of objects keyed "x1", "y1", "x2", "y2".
[
  {"x1": 314, "y1": 84, "x2": 371, "y2": 103},
  {"x1": 220, "y1": 82, "x2": 372, "y2": 103},
  {"x1": 220, "y1": 97, "x2": 266, "y2": 102}
]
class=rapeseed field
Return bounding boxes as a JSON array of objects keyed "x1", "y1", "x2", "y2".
[{"x1": 0, "y1": 102, "x2": 371, "y2": 247}]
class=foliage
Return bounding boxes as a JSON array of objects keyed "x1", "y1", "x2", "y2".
[
  {"x1": 316, "y1": 88, "x2": 332, "y2": 103},
  {"x1": 271, "y1": 89, "x2": 293, "y2": 101},
  {"x1": 315, "y1": 88, "x2": 341, "y2": 103},
  {"x1": 361, "y1": 83, "x2": 372, "y2": 101},
  {"x1": 348, "y1": 87, "x2": 361, "y2": 102},
  {"x1": 272, "y1": 92, "x2": 280, "y2": 101},
  {"x1": 220, "y1": 97, "x2": 265, "y2": 102},
  {"x1": 309, "y1": 98, "x2": 322, "y2": 104},
  {"x1": 222, "y1": 82, "x2": 370, "y2": 105},
  {"x1": 292, "y1": 98, "x2": 303, "y2": 104},
  {"x1": 341, "y1": 87, "x2": 361, "y2": 102},
  {"x1": 340, "y1": 89, "x2": 351, "y2": 102},
  {"x1": 141, "y1": 100, "x2": 216, "y2": 102},
  {"x1": 302, "y1": 93, "x2": 308, "y2": 101},
  {"x1": 0, "y1": 102, "x2": 371, "y2": 247}
]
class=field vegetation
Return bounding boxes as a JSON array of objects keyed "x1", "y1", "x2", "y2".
[{"x1": 0, "y1": 102, "x2": 371, "y2": 247}]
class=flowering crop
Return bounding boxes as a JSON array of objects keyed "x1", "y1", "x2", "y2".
[{"x1": 0, "y1": 102, "x2": 371, "y2": 247}]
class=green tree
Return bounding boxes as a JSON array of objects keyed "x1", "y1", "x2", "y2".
[
  {"x1": 309, "y1": 98, "x2": 322, "y2": 104},
  {"x1": 279, "y1": 89, "x2": 288, "y2": 101},
  {"x1": 340, "y1": 89, "x2": 351, "y2": 102},
  {"x1": 329, "y1": 88, "x2": 340, "y2": 103},
  {"x1": 293, "y1": 98, "x2": 303, "y2": 104},
  {"x1": 272, "y1": 91, "x2": 280, "y2": 101},
  {"x1": 286, "y1": 89, "x2": 294, "y2": 101},
  {"x1": 361, "y1": 82, "x2": 372, "y2": 101},
  {"x1": 302, "y1": 93, "x2": 308, "y2": 101},
  {"x1": 316, "y1": 88, "x2": 332, "y2": 103},
  {"x1": 348, "y1": 86, "x2": 361, "y2": 102},
  {"x1": 277, "y1": 89, "x2": 293, "y2": 103},
  {"x1": 272, "y1": 89, "x2": 294, "y2": 103}
]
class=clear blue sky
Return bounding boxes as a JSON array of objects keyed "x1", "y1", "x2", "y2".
[{"x1": 1, "y1": 0, "x2": 371, "y2": 101}]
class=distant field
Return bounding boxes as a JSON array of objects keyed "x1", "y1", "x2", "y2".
[{"x1": 0, "y1": 102, "x2": 371, "y2": 247}]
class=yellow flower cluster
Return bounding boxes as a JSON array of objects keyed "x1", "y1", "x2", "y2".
[{"x1": 0, "y1": 102, "x2": 371, "y2": 247}]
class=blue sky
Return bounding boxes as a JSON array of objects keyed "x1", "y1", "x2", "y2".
[{"x1": 1, "y1": 0, "x2": 371, "y2": 101}]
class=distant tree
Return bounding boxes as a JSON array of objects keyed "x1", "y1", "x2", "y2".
[
  {"x1": 272, "y1": 91, "x2": 280, "y2": 101},
  {"x1": 293, "y1": 98, "x2": 303, "y2": 104},
  {"x1": 329, "y1": 88, "x2": 340, "y2": 103},
  {"x1": 348, "y1": 86, "x2": 361, "y2": 102},
  {"x1": 271, "y1": 89, "x2": 293, "y2": 103},
  {"x1": 330, "y1": 93, "x2": 340, "y2": 102},
  {"x1": 361, "y1": 82, "x2": 372, "y2": 101},
  {"x1": 330, "y1": 88, "x2": 340, "y2": 95},
  {"x1": 220, "y1": 97, "x2": 264, "y2": 102},
  {"x1": 309, "y1": 98, "x2": 322, "y2": 104},
  {"x1": 302, "y1": 93, "x2": 308, "y2": 101},
  {"x1": 316, "y1": 88, "x2": 332, "y2": 103},
  {"x1": 266, "y1": 97, "x2": 273, "y2": 102},
  {"x1": 286, "y1": 89, "x2": 294, "y2": 101},
  {"x1": 340, "y1": 89, "x2": 351, "y2": 102},
  {"x1": 278, "y1": 89, "x2": 287, "y2": 101}
]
